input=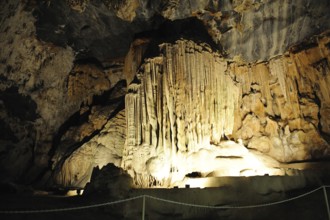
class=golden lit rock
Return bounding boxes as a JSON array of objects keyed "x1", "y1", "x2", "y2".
[
  {"x1": 54, "y1": 110, "x2": 126, "y2": 187},
  {"x1": 118, "y1": 32, "x2": 330, "y2": 187}
]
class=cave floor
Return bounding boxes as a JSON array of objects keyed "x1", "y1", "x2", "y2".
[{"x1": 1, "y1": 174, "x2": 330, "y2": 220}]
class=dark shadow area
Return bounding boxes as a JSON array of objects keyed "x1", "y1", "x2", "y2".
[
  {"x1": 1, "y1": 176, "x2": 330, "y2": 220},
  {"x1": 0, "y1": 119, "x2": 18, "y2": 143},
  {"x1": 135, "y1": 17, "x2": 222, "y2": 60},
  {"x1": 0, "y1": 87, "x2": 39, "y2": 121}
]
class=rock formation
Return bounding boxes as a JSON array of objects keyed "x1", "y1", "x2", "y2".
[
  {"x1": 83, "y1": 163, "x2": 132, "y2": 199},
  {"x1": 0, "y1": 0, "x2": 329, "y2": 189},
  {"x1": 121, "y1": 33, "x2": 330, "y2": 187},
  {"x1": 53, "y1": 109, "x2": 126, "y2": 187},
  {"x1": 231, "y1": 34, "x2": 330, "y2": 162},
  {"x1": 123, "y1": 39, "x2": 241, "y2": 186}
]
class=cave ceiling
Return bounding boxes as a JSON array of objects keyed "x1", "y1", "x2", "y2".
[{"x1": 34, "y1": 0, "x2": 330, "y2": 64}]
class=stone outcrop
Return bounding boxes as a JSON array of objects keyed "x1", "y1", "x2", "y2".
[
  {"x1": 67, "y1": 64, "x2": 111, "y2": 105},
  {"x1": 231, "y1": 32, "x2": 330, "y2": 162},
  {"x1": 83, "y1": 163, "x2": 132, "y2": 199},
  {"x1": 53, "y1": 109, "x2": 126, "y2": 187}
]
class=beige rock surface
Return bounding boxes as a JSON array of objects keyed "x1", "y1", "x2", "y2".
[
  {"x1": 121, "y1": 33, "x2": 330, "y2": 187},
  {"x1": 54, "y1": 110, "x2": 126, "y2": 187}
]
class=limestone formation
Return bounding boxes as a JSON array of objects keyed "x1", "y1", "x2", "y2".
[
  {"x1": 0, "y1": 0, "x2": 75, "y2": 181},
  {"x1": 213, "y1": 0, "x2": 330, "y2": 62},
  {"x1": 35, "y1": 0, "x2": 330, "y2": 64},
  {"x1": 102, "y1": 0, "x2": 140, "y2": 21},
  {"x1": 0, "y1": 0, "x2": 330, "y2": 190},
  {"x1": 0, "y1": 0, "x2": 124, "y2": 184},
  {"x1": 54, "y1": 110, "x2": 126, "y2": 187},
  {"x1": 67, "y1": 64, "x2": 112, "y2": 105},
  {"x1": 122, "y1": 33, "x2": 330, "y2": 187},
  {"x1": 122, "y1": 40, "x2": 259, "y2": 186},
  {"x1": 231, "y1": 32, "x2": 330, "y2": 162},
  {"x1": 66, "y1": 0, "x2": 89, "y2": 13}
]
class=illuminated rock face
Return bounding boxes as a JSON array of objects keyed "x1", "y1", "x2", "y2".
[
  {"x1": 123, "y1": 40, "x2": 241, "y2": 186},
  {"x1": 54, "y1": 110, "x2": 126, "y2": 187},
  {"x1": 230, "y1": 33, "x2": 330, "y2": 162},
  {"x1": 122, "y1": 34, "x2": 330, "y2": 187},
  {"x1": 54, "y1": 32, "x2": 330, "y2": 188}
]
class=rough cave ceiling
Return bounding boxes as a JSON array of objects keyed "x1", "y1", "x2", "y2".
[{"x1": 0, "y1": 0, "x2": 330, "y2": 188}]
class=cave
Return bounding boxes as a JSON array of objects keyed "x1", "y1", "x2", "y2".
[{"x1": 1, "y1": 0, "x2": 330, "y2": 219}]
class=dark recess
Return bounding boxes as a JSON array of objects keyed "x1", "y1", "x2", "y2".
[
  {"x1": 0, "y1": 119, "x2": 18, "y2": 143},
  {"x1": 138, "y1": 17, "x2": 222, "y2": 60},
  {"x1": 0, "y1": 87, "x2": 39, "y2": 121}
]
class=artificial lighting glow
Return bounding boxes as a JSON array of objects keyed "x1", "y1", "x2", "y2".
[
  {"x1": 66, "y1": 189, "x2": 84, "y2": 196},
  {"x1": 128, "y1": 140, "x2": 284, "y2": 188},
  {"x1": 182, "y1": 178, "x2": 210, "y2": 188},
  {"x1": 160, "y1": 141, "x2": 282, "y2": 188}
]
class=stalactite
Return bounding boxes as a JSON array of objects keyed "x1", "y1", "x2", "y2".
[
  {"x1": 123, "y1": 40, "x2": 241, "y2": 185},
  {"x1": 121, "y1": 33, "x2": 330, "y2": 187},
  {"x1": 124, "y1": 38, "x2": 150, "y2": 84}
]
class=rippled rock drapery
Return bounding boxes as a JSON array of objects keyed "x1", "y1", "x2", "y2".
[
  {"x1": 122, "y1": 39, "x2": 250, "y2": 187},
  {"x1": 122, "y1": 33, "x2": 330, "y2": 187},
  {"x1": 125, "y1": 40, "x2": 239, "y2": 149},
  {"x1": 200, "y1": 0, "x2": 330, "y2": 62}
]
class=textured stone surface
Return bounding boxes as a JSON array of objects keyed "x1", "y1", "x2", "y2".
[
  {"x1": 122, "y1": 33, "x2": 330, "y2": 187},
  {"x1": 34, "y1": 0, "x2": 330, "y2": 64},
  {"x1": 213, "y1": 0, "x2": 330, "y2": 62},
  {"x1": 0, "y1": 0, "x2": 75, "y2": 182},
  {"x1": 230, "y1": 32, "x2": 330, "y2": 162},
  {"x1": 0, "y1": 0, "x2": 125, "y2": 184},
  {"x1": 0, "y1": 0, "x2": 329, "y2": 188},
  {"x1": 54, "y1": 110, "x2": 126, "y2": 187}
]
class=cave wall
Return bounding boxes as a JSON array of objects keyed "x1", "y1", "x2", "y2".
[
  {"x1": 231, "y1": 34, "x2": 330, "y2": 162},
  {"x1": 34, "y1": 0, "x2": 330, "y2": 64},
  {"x1": 0, "y1": 0, "x2": 75, "y2": 182},
  {"x1": 0, "y1": 0, "x2": 329, "y2": 188},
  {"x1": 0, "y1": 0, "x2": 123, "y2": 184},
  {"x1": 121, "y1": 33, "x2": 330, "y2": 187}
]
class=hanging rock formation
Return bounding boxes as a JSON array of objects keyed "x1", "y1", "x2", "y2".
[
  {"x1": 123, "y1": 39, "x2": 241, "y2": 186},
  {"x1": 121, "y1": 32, "x2": 330, "y2": 187}
]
